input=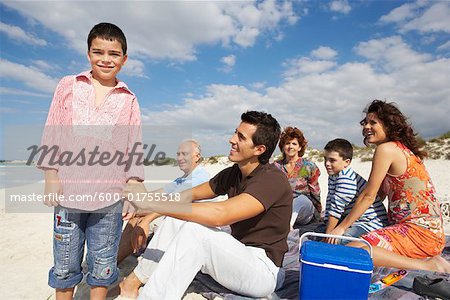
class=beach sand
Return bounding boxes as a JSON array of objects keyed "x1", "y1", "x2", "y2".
[{"x1": 0, "y1": 159, "x2": 449, "y2": 299}]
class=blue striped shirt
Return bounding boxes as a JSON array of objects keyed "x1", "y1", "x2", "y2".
[{"x1": 324, "y1": 167, "x2": 388, "y2": 232}]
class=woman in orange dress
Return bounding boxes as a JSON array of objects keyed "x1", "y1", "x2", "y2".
[{"x1": 330, "y1": 100, "x2": 450, "y2": 272}]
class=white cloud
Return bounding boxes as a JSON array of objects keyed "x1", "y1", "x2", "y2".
[
  {"x1": 0, "y1": 21, "x2": 47, "y2": 46},
  {"x1": 219, "y1": 55, "x2": 236, "y2": 73},
  {"x1": 379, "y1": 1, "x2": 450, "y2": 34},
  {"x1": 0, "y1": 107, "x2": 19, "y2": 114},
  {"x1": 402, "y1": 2, "x2": 450, "y2": 33},
  {"x1": 437, "y1": 40, "x2": 450, "y2": 51},
  {"x1": 141, "y1": 36, "x2": 449, "y2": 154},
  {"x1": 354, "y1": 36, "x2": 431, "y2": 72},
  {"x1": 0, "y1": 59, "x2": 58, "y2": 93},
  {"x1": 0, "y1": 107, "x2": 47, "y2": 115},
  {"x1": 329, "y1": 0, "x2": 351, "y2": 14},
  {"x1": 140, "y1": 84, "x2": 267, "y2": 155},
  {"x1": 4, "y1": 1, "x2": 298, "y2": 62},
  {"x1": 283, "y1": 57, "x2": 337, "y2": 79},
  {"x1": 249, "y1": 81, "x2": 266, "y2": 90},
  {"x1": 0, "y1": 87, "x2": 48, "y2": 98},
  {"x1": 311, "y1": 46, "x2": 338, "y2": 60},
  {"x1": 31, "y1": 60, "x2": 57, "y2": 71},
  {"x1": 379, "y1": 2, "x2": 417, "y2": 24},
  {"x1": 122, "y1": 59, "x2": 147, "y2": 78}
]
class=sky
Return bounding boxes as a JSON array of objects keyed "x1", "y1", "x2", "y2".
[{"x1": 0, "y1": 0, "x2": 449, "y2": 158}]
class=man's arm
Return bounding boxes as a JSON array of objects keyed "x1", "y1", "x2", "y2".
[
  {"x1": 123, "y1": 180, "x2": 264, "y2": 227},
  {"x1": 190, "y1": 182, "x2": 217, "y2": 202},
  {"x1": 151, "y1": 193, "x2": 265, "y2": 227},
  {"x1": 124, "y1": 181, "x2": 217, "y2": 207}
]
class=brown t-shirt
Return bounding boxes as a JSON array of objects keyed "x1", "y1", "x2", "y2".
[{"x1": 209, "y1": 163, "x2": 292, "y2": 267}]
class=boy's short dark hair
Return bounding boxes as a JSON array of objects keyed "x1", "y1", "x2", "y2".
[
  {"x1": 241, "y1": 111, "x2": 281, "y2": 165},
  {"x1": 87, "y1": 22, "x2": 127, "y2": 55},
  {"x1": 324, "y1": 138, "x2": 353, "y2": 161}
]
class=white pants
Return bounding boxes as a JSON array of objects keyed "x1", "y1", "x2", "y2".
[{"x1": 134, "y1": 217, "x2": 282, "y2": 299}]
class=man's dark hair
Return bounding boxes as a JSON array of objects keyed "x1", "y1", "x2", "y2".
[
  {"x1": 324, "y1": 138, "x2": 353, "y2": 161},
  {"x1": 241, "y1": 111, "x2": 281, "y2": 164},
  {"x1": 87, "y1": 22, "x2": 127, "y2": 55}
]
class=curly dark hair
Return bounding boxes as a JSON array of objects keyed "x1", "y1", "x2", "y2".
[
  {"x1": 361, "y1": 100, "x2": 427, "y2": 159},
  {"x1": 278, "y1": 127, "x2": 308, "y2": 161}
]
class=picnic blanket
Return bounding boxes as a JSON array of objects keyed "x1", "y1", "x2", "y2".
[{"x1": 186, "y1": 230, "x2": 450, "y2": 300}]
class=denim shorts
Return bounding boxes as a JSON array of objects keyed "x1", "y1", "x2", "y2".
[
  {"x1": 48, "y1": 201, "x2": 123, "y2": 289},
  {"x1": 341, "y1": 225, "x2": 370, "y2": 245}
]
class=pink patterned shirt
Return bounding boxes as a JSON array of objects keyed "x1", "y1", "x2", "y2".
[{"x1": 38, "y1": 71, "x2": 144, "y2": 210}]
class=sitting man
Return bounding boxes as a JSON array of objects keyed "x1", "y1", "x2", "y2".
[
  {"x1": 117, "y1": 139, "x2": 210, "y2": 263},
  {"x1": 120, "y1": 111, "x2": 292, "y2": 299}
]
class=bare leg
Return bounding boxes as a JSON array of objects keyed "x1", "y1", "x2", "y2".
[
  {"x1": 117, "y1": 217, "x2": 140, "y2": 264},
  {"x1": 90, "y1": 286, "x2": 108, "y2": 300},
  {"x1": 55, "y1": 288, "x2": 74, "y2": 300},
  {"x1": 348, "y1": 241, "x2": 450, "y2": 272}
]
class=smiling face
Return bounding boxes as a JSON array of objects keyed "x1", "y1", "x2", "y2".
[
  {"x1": 324, "y1": 150, "x2": 350, "y2": 175},
  {"x1": 228, "y1": 122, "x2": 264, "y2": 164},
  {"x1": 87, "y1": 37, "x2": 127, "y2": 86},
  {"x1": 362, "y1": 112, "x2": 388, "y2": 145},
  {"x1": 176, "y1": 142, "x2": 200, "y2": 175},
  {"x1": 283, "y1": 138, "x2": 300, "y2": 160}
]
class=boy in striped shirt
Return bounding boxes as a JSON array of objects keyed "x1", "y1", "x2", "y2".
[{"x1": 323, "y1": 138, "x2": 387, "y2": 244}]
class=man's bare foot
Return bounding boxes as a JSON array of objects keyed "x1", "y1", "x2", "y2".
[{"x1": 426, "y1": 256, "x2": 450, "y2": 273}]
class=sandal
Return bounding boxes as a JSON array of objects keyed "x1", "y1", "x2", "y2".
[{"x1": 413, "y1": 276, "x2": 450, "y2": 300}]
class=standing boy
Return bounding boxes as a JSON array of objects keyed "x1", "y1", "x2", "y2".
[
  {"x1": 323, "y1": 138, "x2": 387, "y2": 244},
  {"x1": 38, "y1": 23, "x2": 143, "y2": 299}
]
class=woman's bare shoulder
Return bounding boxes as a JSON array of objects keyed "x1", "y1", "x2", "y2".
[
  {"x1": 376, "y1": 141, "x2": 398, "y2": 150},
  {"x1": 374, "y1": 142, "x2": 400, "y2": 156}
]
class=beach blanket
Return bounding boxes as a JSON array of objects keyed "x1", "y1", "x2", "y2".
[{"x1": 186, "y1": 231, "x2": 450, "y2": 300}]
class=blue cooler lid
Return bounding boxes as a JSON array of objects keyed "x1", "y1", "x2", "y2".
[{"x1": 301, "y1": 240, "x2": 373, "y2": 272}]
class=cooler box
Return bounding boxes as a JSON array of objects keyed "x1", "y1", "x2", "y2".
[{"x1": 299, "y1": 233, "x2": 373, "y2": 300}]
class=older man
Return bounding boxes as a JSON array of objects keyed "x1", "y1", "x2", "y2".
[{"x1": 117, "y1": 139, "x2": 209, "y2": 263}]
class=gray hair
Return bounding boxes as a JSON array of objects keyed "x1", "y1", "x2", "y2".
[{"x1": 181, "y1": 139, "x2": 203, "y2": 162}]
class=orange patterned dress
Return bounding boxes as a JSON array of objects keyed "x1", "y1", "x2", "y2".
[{"x1": 361, "y1": 142, "x2": 445, "y2": 258}]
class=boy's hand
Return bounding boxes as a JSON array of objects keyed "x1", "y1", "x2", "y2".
[
  {"x1": 44, "y1": 170, "x2": 62, "y2": 207},
  {"x1": 131, "y1": 218, "x2": 151, "y2": 253},
  {"x1": 326, "y1": 227, "x2": 345, "y2": 244},
  {"x1": 325, "y1": 216, "x2": 340, "y2": 244}
]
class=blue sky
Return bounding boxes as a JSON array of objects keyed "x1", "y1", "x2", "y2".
[{"x1": 1, "y1": 0, "x2": 449, "y2": 158}]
